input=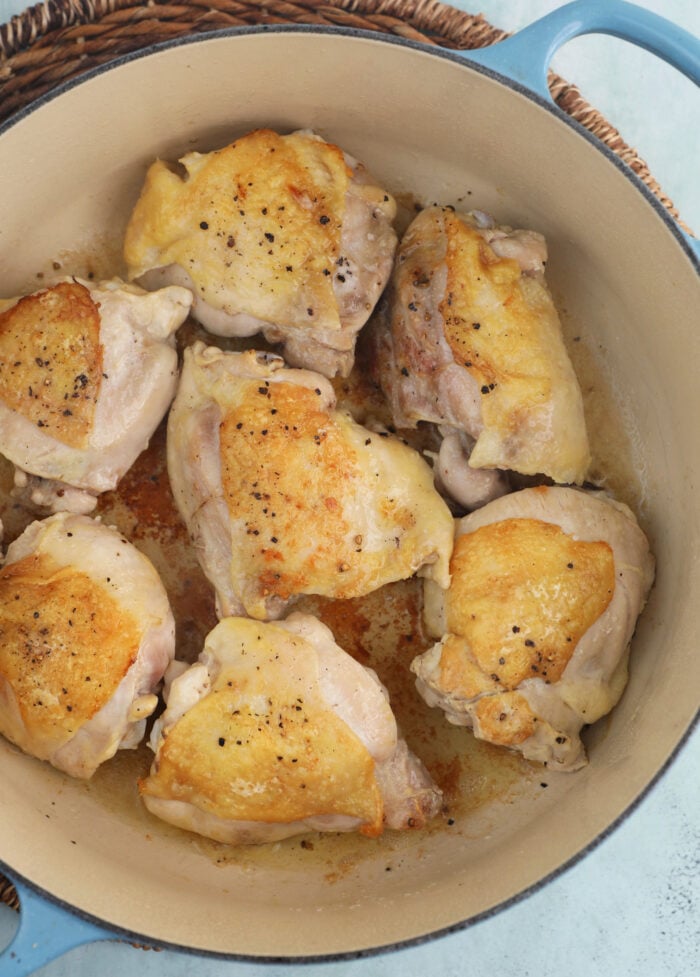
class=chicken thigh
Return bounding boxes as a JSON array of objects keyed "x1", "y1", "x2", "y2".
[
  {"x1": 373, "y1": 207, "x2": 590, "y2": 491},
  {"x1": 412, "y1": 486, "x2": 654, "y2": 770},
  {"x1": 140, "y1": 612, "x2": 442, "y2": 844},
  {"x1": 167, "y1": 343, "x2": 453, "y2": 620},
  {"x1": 0, "y1": 277, "x2": 192, "y2": 513},
  {"x1": 0, "y1": 511, "x2": 175, "y2": 778},
  {"x1": 124, "y1": 128, "x2": 397, "y2": 377}
]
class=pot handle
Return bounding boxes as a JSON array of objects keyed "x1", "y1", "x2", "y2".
[
  {"x1": 0, "y1": 873, "x2": 111, "y2": 975},
  {"x1": 462, "y1": 0, "x2": 700, "y2": 260}
]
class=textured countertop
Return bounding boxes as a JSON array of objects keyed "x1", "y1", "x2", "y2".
[{"x1": 0, "y1": 1, "x2": 698, "y2": 975}]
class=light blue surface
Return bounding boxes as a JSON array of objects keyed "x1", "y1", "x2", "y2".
[{"x1": 0, "y1": 1, "x2": 698, "y2": 975}]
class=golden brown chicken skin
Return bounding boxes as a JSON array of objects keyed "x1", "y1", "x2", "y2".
[
  {"x1": 0, "y1": 281, "x2": 102, "y2": 448},
  {"x1": 0, "y1": 512, "x2": 175, "y2": 778},
  {"x1": 413, "y1": 486, "x2": 654, "y2": 770},
  {"x1": 166, "y1": 344, "x2": 453, "y2": 620},
  {"x1": 0, "y1": 277, "x2": 191, "y2": 513},
  {"x1": 373, "y1": 207, "x2": 590, "y2": 494},
  {"x1": 125, "y1": 128, "x2": 397, "y2": 377},
  {"x1": 140, "y1": 613, "x2": 442, "y2": 844}
]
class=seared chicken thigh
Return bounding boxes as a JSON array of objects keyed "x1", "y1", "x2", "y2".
[
  {"x1": 124, "y1": 128, "x2": 397, "y2": 377},
  {"x1": 373, "y1": 207, "x2": 590, "y2": 489},
  {"x1": 0, "y1": 278, "x2": 192, "y2": 513},
  {"x1": 167, "y1": 343, "x2": 453, "y2": 620},
  {"x1": 0, "y1": 512, "x2": 175, "y2": 778},
  {"x1": 140, "y1": 612, "x2": 442, "y2": 843},
  {"x1": 412, "y1": 486, "x2": 654, "y2": 770}
]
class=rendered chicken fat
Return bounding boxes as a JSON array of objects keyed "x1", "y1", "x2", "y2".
[
  {"x1": 166, "y1": 343, "x2": 453, "y2": 620},
  {"x1": 0, "y1": 277, "x2": 192, "y2": 512},
  {"x1": 0, "y1": 512, "x2": 176, "y2": 778},
  {"x1": 124, "y1": 128, "x2": 397, "y2": 377},
  {"x1": 413, "y1": 486, "x2": 654, "y2": 770},
  {"x1": 140, "y1": 613, "x2": 442, "y2": 844}
]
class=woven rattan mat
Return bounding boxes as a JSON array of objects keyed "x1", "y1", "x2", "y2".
[{"x1": 0, "y1": 0, "x2": 683, "y2": 918}]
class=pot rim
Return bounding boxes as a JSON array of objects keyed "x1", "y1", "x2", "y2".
[{"x1": 0, "y1": 22, "x2": 698, "y2": 963}]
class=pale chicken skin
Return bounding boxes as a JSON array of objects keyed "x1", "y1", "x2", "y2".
[
  {"x1": 167, "y1": 343, "x2": 453, "y2": 621},
  {"x1": 412, "y1": 486, "x2": 654, "y2": 770},
  {"x1": 0, "y1": 278, "x2": 192, "y2": 513},
  {"x1": 373, "y1": 207, "x2": 591, "y2": 492},
  {"x1": 0, "y1": 512, "x2": 175, "y2": 778},
  {"x1": 431, "y1": 426, "x2": 510, "y2": 512},
  {"x1": 124, "y1": 128, "x2": 397, "y2": 378},
  {"x1": 140, "y1": 613, "x2": 442, "y2": 844}
]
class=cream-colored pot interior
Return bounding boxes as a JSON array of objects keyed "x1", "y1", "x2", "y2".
[{"x1": 0, "y1": 30, "x2": 698, "y2": 958}]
